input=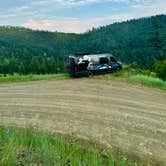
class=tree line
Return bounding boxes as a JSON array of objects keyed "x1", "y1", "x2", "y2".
[
  {"x1": 0, "y1": 14, "x2": 166, "y2": 75},
  {"x1": 0, "y1": 56, "x2": 66, "y2": 75}
]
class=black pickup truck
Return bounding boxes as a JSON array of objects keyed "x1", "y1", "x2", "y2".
[{"x1": 67, "y1": 52, "x2": 122, "y2": 76}]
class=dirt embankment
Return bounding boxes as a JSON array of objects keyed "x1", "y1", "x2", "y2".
[{"x1": 0, "y1": 78, "x2": 166, "y2": 165}]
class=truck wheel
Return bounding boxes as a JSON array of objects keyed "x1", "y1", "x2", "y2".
[{"x1": 88, "y1": 71, "x2": 93, "y2": 77}]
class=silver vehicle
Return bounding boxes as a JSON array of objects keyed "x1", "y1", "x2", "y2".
[{"x1": 67, "y1": 52, "x2": 122, "y2": 76}]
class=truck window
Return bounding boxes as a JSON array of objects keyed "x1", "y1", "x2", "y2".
[
  {"x1": 110, "y1": 57, "x2": 117, "y2": 62},
  {"x1": 99, "y1": 57, "x2": 109, "y2": 64}
]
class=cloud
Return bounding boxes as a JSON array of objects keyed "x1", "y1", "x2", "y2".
[
  {"x1": 31, "y1": 0, "x2": 144, "y2": 8},
  {"x1": 22, "y1": 0, "x2": 166, "y2": 33},
  {"x1": 130, "y1": 0, "x2": 166, "y2": 17},
  {"x1": 22, "y1": 14, "x2": 135, "y2": 33},
  {"x1": 1, "y1": 0, "x2": 166, "y2": 33},
  {"x1": 23, "y1": 18, "x2": 81, "y2": 33},
  {"x1": 0, "y1": 5, "x2": 40, "y2": 21},
  {"x1": 31, "y1": 0, "x2": 97, "y2": 7}
]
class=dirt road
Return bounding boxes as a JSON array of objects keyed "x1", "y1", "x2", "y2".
[{"x1": 0, "y1": 78, "x2": 166, "y2": 164}]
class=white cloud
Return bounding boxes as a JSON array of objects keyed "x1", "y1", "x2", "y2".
[
  {"x1": 22, "y1": 0, "x2": 166, "y2": 33},
  {"x1": 1, "y1": 0, "x2": 166, "y2": 33},
  {"x1": 23, "y1": 18, "x2": 81, "y2": 33},
  {"x1": 31, "y1": 0, "x2": 103, "y2": 7},
  {"x1": 130, "y1": 0, "x2": 166, "y2": 17},
  {"x1": 31, "y1": 0, "x2": 145, "y2": 8},
  {"x1": 22, "y1": 14, "x2": 135, "y2": 33}
]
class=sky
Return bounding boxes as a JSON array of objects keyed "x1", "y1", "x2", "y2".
[{"x1": 0, "y1": 0, "x2": 166, "y2": 33}]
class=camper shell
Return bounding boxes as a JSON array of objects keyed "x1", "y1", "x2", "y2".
[{"x1": 67, "y1": 52, "x2": 122, "y2": 76}]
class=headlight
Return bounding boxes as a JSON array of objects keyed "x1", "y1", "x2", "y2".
[{"x1": 100, "y1": 66, "x2": 107, "y2": 69}]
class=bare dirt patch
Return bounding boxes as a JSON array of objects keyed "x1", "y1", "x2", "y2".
[{"x1": 0, "y1": 78, "x2": 166, "y2": 164}]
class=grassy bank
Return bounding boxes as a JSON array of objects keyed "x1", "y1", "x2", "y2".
[
  {"x1": 0, "y1": 73, "x2": 69, "y2": 83},
  {"x1": 95, "y1": 69, "x2": 166, "y2": 90},
  {"x1": 128, "y1": 74, "x2": 166, "y2": 90},
  {"x1": 0, "y1": 126, "x2": 143, "y2": 166},
  {"x1": 0, "y1": 71, "x2": 165, "y2": 90}
]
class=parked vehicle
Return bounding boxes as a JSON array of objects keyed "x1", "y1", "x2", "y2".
[{"x1": 67, "y1": 52, "x2": 122, "y2": 76}]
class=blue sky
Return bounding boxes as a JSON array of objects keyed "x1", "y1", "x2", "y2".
[{"x1": 0, "y1": 0, "x2": 166, "y2": 33}]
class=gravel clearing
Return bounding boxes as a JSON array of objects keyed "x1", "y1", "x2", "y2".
[{"x1": 0, "y1": 78, "x2": 166, "y2": 165}]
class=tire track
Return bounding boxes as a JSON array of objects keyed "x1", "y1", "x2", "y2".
[{"x1": 0, "y1": 78, "x2": 166, "y2": 164}]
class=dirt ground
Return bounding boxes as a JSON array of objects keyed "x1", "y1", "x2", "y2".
[{"x1": 0, "y1": 78, "x2": 166, "y2": 165}]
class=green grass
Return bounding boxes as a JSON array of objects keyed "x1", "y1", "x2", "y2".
[
  {"x1": 0, "y1": 70, "x2": 165, "y2": 90},
  {"x1": 93, "y1": 69, "x2": 166, "y2": 90},
  {"x1": 0, "y1": 126, "x2": 143, "y2": 166},
  {"x1": 128, "y1": 74, "x2": 166, "y2": 90},
  {"x1": 0, "y1": 73, "x2": 69, "y2": 83}
]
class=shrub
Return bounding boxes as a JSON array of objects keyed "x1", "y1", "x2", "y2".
[{"x1": 153, "y1": 60, "x2": 166, "y2": 81}]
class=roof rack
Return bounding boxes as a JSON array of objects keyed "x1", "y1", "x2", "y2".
[{"x1": 73, "y1": 51, "x2": 108, "y2": 56}]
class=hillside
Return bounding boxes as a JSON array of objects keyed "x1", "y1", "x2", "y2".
[{"x1": 0, "y1": 15, "x2": 166, "y2": 74}]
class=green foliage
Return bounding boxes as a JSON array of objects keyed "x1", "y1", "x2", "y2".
[
  {"x1": 0, "y1": 15, "x2": 166, "y2": 74},
  {"x1": 153, "y1": 60, "x2": 166, "y2": 80},
  {"x1": 0, "y1": 126, "x2": 142, "y2": 166}
]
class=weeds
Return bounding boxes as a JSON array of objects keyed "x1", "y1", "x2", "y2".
[
  {"x1": 93, "y1": 67, "x2": 166, "y2": 90},
  {"x1": 0, "y1": 126, "x2": 142, "y2": 166},
  {"x1": 128, "y1": 74, "x2": 166, "y2": 90}
]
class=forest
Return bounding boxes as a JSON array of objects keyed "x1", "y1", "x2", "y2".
[{"x1": 0, "y1": 14, "x2": 166, "y2": 74}]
